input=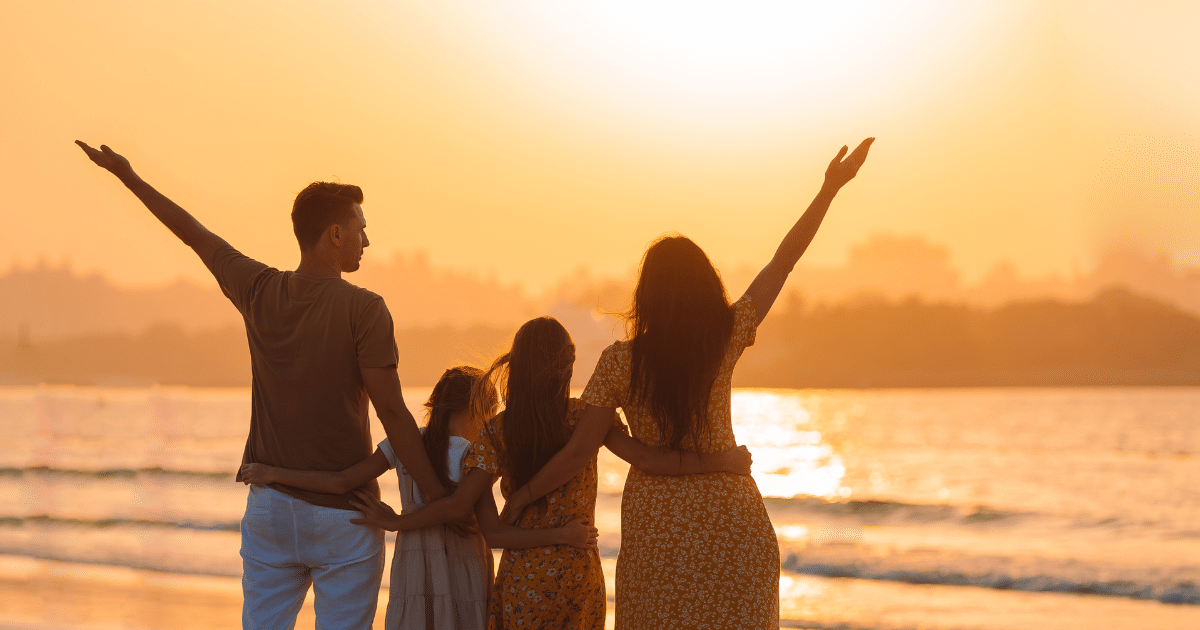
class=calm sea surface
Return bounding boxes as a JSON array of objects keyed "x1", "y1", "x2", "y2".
[{"x1": 1, "y1": 386, "x2": 1198, "y2": 630}]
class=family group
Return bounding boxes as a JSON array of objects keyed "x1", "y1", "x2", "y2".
[{"x1": 76, "y1": 136, "x2": 872, "y2": 629}]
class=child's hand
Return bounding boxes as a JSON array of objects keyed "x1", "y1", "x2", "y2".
[
  {"x1": 446, "y1": 514, "x2": 480, "y2": 539},
  {"x1": 239, "y1": 463, "x2": 278, "y2": 486},
  {"x1": 560, "y1": 518, "x2": 599, "y2": 550},
  {"x1": 720, "y1": 445, "x2": 754, "y2": 476},
  {"x1": 499, "y1": 489, "x2": 531, "y2": 526},
  {"x1": 348, "y1": 489, "x2": 399, "y2": 530}
]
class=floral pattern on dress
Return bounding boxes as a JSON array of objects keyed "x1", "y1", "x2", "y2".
[
  {"x1": 462, "y1": 398, "x2": 606, "y2": 630},
  {"x1": 581, "y1": 294, "x2": 780, "y2": 630}
]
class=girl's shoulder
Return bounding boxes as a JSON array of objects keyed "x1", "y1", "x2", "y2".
[{"x1": 481, "y1": 412, "x2": 505, "y2": 444}]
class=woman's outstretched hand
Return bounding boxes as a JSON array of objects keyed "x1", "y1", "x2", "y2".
[
  {"x1": 349, "y1": 489, "x2": 400, "y2": 530},
  {"x1": 720, "y1": 445, "x2": 754, "y2": 476},
  {"x1": 560, "y1": 518, "x2": 600, "y2": 549},
  {"x1": 75, "y1": 141, "x2": 135, "y2": 181},
  {"x1": 823, "y1": 137, "x2": 874, "y2": 192}
]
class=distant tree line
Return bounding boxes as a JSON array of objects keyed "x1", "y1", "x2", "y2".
[
  {"x1": 3, "y1": 287, "x2": 1199, "y2": 388},
  {"x1": 736, "y1": 287, "x2": 1200, "y2": 387}
]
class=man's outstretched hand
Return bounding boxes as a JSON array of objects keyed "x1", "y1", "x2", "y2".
[{"x1": 76, "y1": 141, "x2": 135, "y2": 181}]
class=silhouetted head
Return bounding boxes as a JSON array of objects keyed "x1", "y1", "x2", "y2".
[
  {"x1": 423, "y1": 365, "x2": 493, "y2": 489},
  {"x1": 628, "y1": 234, "x2": 734, "y2": 450},
  {"x1": 291, "y1": 182, "x2": 368, "y2": 271},
  {"x1": 475, "y1": 317, "x2": 576, "y2": 494}
]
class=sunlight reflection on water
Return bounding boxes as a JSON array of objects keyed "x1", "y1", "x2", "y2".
[{"x1": 730, "y1": 389, "x2": 845, "y2": 498}]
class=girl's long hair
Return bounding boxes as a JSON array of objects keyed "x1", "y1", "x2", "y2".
[
  {"x1": 471, "y1": 317, "x2": 575, "y2": 493},
  {"x1": 627, "y1": 234, "x2": 734, "y2": 451},
  {"x1": 424, "y1": 365, "x2": 495, "y2": 489}
]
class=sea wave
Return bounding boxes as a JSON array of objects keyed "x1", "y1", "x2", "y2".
[
  {"x1": 1, "y1": 466, "x2": 233, "y2": 478},
  {"x1": 765, "y1": 496, "x2": 1187, "y2": 532},
  {"x1": 0, "y1": 515, "x2": 239, "y2": 531},
  {"x1": 766, "y1": 496, "x2": 1031, "y2": 525},
  {"x1": 782, "y1": 547, "x2": 1200, "y2": 605}
]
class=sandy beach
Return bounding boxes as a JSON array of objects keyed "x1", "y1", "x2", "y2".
[{"x1": 0, "y1": 555, "x2": 619, "y2": 630}]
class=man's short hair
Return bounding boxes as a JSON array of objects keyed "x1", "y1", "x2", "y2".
[{"x1": 291, "y1": 182, "x2": 364, "y2": 250}]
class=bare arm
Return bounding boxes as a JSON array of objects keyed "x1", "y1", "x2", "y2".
[
  {"x1": 350, "y1": 467, "x2": 494, "y2": 531},
  {"x1": 498, "y1": 404, "x2": 613, "y2": 525},
  {"x1": 745, "y1": 138, "x2": 874, "y2": 324},
  {"x1": 75, "y1": 142, "x2": 229, "y2": 271},
  {"x1": 602, "y1": 424, "x2": 752, "y2": 476},
  {"x1": 361, "y1": 367, "x2": 448, "y2": 502},
  {"x1": 239, "y1": 449, "x2": 391, "y2": 495},
  {"x1": 474, "y1": 489, "x2": 597, "y2": 550}
]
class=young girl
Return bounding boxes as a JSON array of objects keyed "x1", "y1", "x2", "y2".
[
  {"x1": 240, "y1": 365, "x2": 595, "y2": 630},
  {"x1": 349, "y1": 317, "x2": 752, "y2": 629}
]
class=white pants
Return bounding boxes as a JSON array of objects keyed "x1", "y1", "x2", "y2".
[{"x1": 240, "y1": 485, "x2": 385, "y2": 630}]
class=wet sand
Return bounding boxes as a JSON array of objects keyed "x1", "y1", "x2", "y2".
[
  {"x1": 0, "y1": 560, "x2": 297, "y2": 630},
  {"x1": 0, "y1": 555, "x2": 619, "y2": 630}
]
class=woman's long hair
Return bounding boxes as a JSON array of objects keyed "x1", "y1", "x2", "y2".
[
  {"x1": 627, "y1": 234, "x2": 734, "y2": 451},
  {"x1": 424, "y1": 365, "x2": 495, "y2": 489},
  {"x1": 471, "y1": 317, "x2": 575, "y2": 493}
]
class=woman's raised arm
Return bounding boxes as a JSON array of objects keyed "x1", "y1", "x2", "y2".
[{"x1": 745, "y1": 138, "x2": 873, "y2": 324}]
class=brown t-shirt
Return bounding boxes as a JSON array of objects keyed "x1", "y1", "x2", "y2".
[{"x1": 213, "y1": 245, "x2": 399, "y2": 510}]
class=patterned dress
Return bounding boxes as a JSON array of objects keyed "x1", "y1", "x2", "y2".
[
  {"x1": 462, "y1": 399, "x2": 607, "y2": 630},
  {"x1": 580, "y1": 294, "x2": 779, "y2": 629}
]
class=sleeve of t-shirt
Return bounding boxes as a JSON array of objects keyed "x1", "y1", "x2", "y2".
[
  {"x1": 377, "y1": 438, "x2": 398, "y2": 471},
  {"x1": 209, "y1": 244, "x2": 269, "y2": 314},
  {"x1": 355, "y1": 296, "x2": 400, "y2": 368}
]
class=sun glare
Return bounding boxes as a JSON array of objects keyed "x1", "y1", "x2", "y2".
[{"x1": 458, "y1": 2, "x2": 1007, "y2": 136}]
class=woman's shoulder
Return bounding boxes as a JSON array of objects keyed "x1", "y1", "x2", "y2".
[{"x1": 597, "y1": 340, "x2": 633, "y2": 369}]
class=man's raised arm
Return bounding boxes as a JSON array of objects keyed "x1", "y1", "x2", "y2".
[{"x1": 76, "y1": 141, "x2": 228, "y2": 271}]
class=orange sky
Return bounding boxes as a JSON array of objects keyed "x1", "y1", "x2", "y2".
[{"x1": 2, "y1": 1, "x2": 1198, "y2": 293}]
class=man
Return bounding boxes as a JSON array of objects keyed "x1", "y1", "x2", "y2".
[{"x1": 76, "y1": 141, "x2": 448, "y2": 629}]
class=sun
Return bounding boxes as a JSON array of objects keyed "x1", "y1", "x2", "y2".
[{"x1": 441, "y1": 1, "x2": 1011, "y2": 137}]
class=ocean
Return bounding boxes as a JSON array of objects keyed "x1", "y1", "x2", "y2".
[{"x1": 1, "y1": 385, "x2": 1198, "y2": 629}]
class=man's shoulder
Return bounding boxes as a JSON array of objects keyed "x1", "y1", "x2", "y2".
[{"x1": 331, "y1": 278, "x2": 389, "y2": 310}]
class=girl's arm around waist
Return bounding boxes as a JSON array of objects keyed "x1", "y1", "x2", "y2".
[
  {"x1": 351, "y1": 467, "x2": 493, "y2": 531},
  {"x1": 239, "y1": 449, "x2": 391, "y2": 495},
  {"x1": 474, "y1": 490, "x2": 597, "y2": 550}
]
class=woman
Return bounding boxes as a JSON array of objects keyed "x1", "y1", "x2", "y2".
[{"x1": 500, "y1": 138, "x2": 874, "y2": 628}]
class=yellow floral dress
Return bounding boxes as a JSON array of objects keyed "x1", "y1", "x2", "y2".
[
  {"x1": 462, "y1": 398, "x2": 606, "y2": 630},
  {"x1": 581, "y1": 294, "x2": 779, "y2": 629}
]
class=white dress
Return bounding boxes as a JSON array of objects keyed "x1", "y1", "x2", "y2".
[{"x1": 378, "y1": 435, "x2": 492, "y2": 630}]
